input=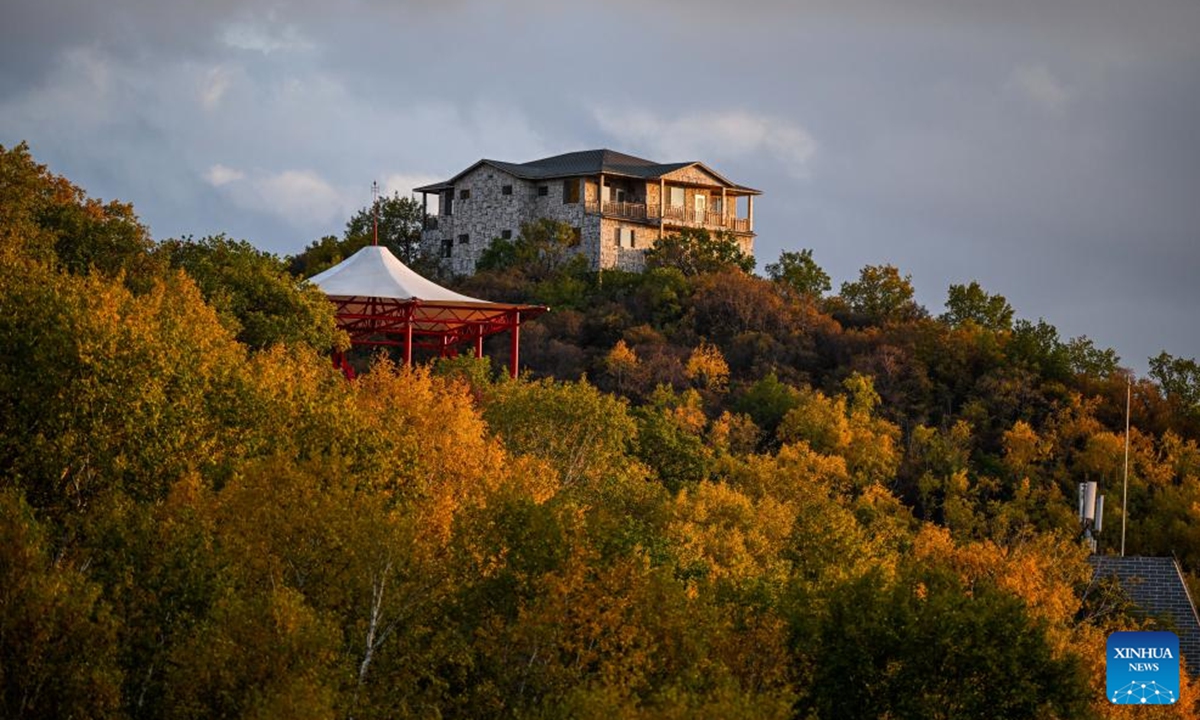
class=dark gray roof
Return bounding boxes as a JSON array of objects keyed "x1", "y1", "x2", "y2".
[
  {"x1": 1090, "y1": 555, "x2": 1200, "y2": 676},
  {"x1": 414, "y1": 149, "x2": 760, "y2": 193}
]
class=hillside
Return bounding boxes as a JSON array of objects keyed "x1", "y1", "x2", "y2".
[{"x1": 4, "y1": 141, "x2": 1200, "y2": 718}]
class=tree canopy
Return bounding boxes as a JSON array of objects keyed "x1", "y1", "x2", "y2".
[{"x1": 4, "y1": 142, "x2": 1200, "y2": 719}]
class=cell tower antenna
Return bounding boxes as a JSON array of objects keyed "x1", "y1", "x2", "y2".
[
  {"x1": 1079, "y1": 480, "x2": 1103, "y2": 553},
  {"x1": 372, "y1": 180, "x2": 380, "y2": 247}
]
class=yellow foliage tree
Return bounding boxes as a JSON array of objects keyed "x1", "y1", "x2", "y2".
[{"x1": 685, "y1": 341, "x2": 730, "y2": 394}]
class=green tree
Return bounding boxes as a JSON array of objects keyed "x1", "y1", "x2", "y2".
[
  {"x1": 289, "y1": 194, "x2": 432, "y2": 277},
  {"x1": 1064, "y1": 336, "x2": 1120, "y2": 378},
  {"x1": 765, "y1": 249, "x2": 830, "y2": 300},
  {"x1": 942, "y1": 280, "x2": 1014, "y2": 332},
  {"x1": 633, "y1": 389, "x2": 713, "y2": 493},
  {"x1": 1007, "y1": 318, "x2": 1071, "y2": 380},
  {"x1": 838, "y1": 264, "x2": 924, "y2": 324},
  {"x1": 157, "y1": 234, "x2": 344, "y2": 350},
  {"x1": 804, "y1": 566, "x2": 1088, "y2": 719},
  {"x1": 345, "y1": 191, "x2": 426, "y2": 264},
  {"x1": 644, "y1": 228, "x2": 755, "y2": 276},
  {"x1": 1149, "y1": 352, "x2": 1200, "y2": 411},
  {"x1": 288, "y1": 233, "x2": 370, "y2": 278},
  {"x1": 0, "y1": 489, "x2": 123, "y2": 719},
  {"x1": 1, "y1": 141, "x2": 158, "y2": 283},
  {"x1": 477, "y1": 218, "x2": 588, "y2": 280},
  {"x1": 484, "y1": 377, "x2": 637, "y2": 490},
  {"x1": 0, "y1": 260, "x2": 245, "y2": 513},
  {"x1": 733, "y1": 373, "x2": 803, "y2": 440}
]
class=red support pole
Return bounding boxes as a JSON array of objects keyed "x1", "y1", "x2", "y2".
[
  {"x1": 475, "y1": 327, "x2": 484, "y2": 359},
  {"x1": 509, "y1": 310, "x2": 520, "y2": 379},
  {"x1": 404, "y1": 315, "x2": 413, "y2": 368}
]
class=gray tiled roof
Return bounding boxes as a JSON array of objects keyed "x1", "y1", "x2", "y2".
[
  {"x1": 414, "y1": 149, "x2": 759, "y2": 193},
  {"x1": 1090, "y1": 556, "x2": 1200, "y2": 676}
]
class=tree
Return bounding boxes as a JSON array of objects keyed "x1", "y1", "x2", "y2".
[
  {"x1": 157, "y1": 234, "x2": 344, "y2": 351},
  {"x1": 733, "y1": 373, "x2": 802, "y2": 440},
  {"x1": 804, "y1": 565, "x2": 1089, "y2": 719},
  {"x1": 0, "y1": 488, "x2": 123, "y2": 719},
  {"x1": 942, "y1": 280, "x2": 1014, "y2": 332},
  {"x1": 1007, "y1": 318, "x2": 1071, "y2": 380},
  {"x1": 838, "y1": 264, "x2": 924, "y2": 324},
  {"x1": 0, "y1": 259, "x2": 245, "y2": 513},
  {"x1": 634, "y1": 390, "x2": 713, "y2": 493},
  {"x1": 477, "y1": 218, "x2": 588, "y2": 280},
  {"x1": 288, "y1": 193, "x2": 430, "y2": 277},
  {"x1": 685, "y1": 341, "x2": 730, "y2": 394},
  {"x1": 765, "y1": 249, "x2": 830, "y2": 300},
  {"x1": 287, "y1": 234, "x2": 370, "y2": 278},
  {"x1": 644, "y1": 228, "x2": 755, "y2": 276},
  {"x1": 1149, "y1": 352, "x2": 1200, "y2": 411},
  {"x1": 601, "y1": 340, "x2": 643, "y2": 396},
  {"x1": 345, "y1": 191, "x2": 425, "y2": 264},
  {"x1": 484, "y1": 377, "x2": 638, "y2": 490},
  {"x1": 1, "y1": 141, "x2": 158, "y2": 283},
  {"x1": 1064, "y1": 336, "x2": 1120, "y2": 378}
]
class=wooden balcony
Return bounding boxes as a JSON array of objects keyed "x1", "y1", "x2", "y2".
[{"x1": 585, "y1": 201, "x2": 752, "y2": 233}]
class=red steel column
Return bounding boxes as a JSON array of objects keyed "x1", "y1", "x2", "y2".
[
  {"x1": 404, "y1": 310, "x2": 413, "y2": 368},
  {"x1": 475, "y1": 327, "x2": 484, "y2": 358},
  {"x1": 509, "y1": 310, "x2": 520, "y2": 379}
]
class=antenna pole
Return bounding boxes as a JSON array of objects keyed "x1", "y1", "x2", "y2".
[
  {"x1": 372, "y1": 180, "x2": 380, "y2": 247},
  {"x1": 1121, "y1": 374, "x2": 1131, "y2": 556}
]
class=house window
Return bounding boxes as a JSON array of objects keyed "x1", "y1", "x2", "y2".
[
  {"x1": 669, "y1": 186, "x2": 685, "y2": 207},
  {"x1": 501, "y1": 229, "x2": 512, "y2": 240},
  {"x1": 570, "y1": 226, "x2": 582, "y2": 245},
  {"x1": 459, "y1": 188, "x2": 470, "y2": 200},
  {"x1": 617, "y1": 227, "x2": 636, "y2": 248},
  {"x1": 537, "y1": 185, "x2": 549, "y2": 197},
  {"x1": 443, "y1": 193, "x2": 453, "y2": 216},
  {"x1": 457, "y1": 233, "x2": 470, "y2": 244},
  {"x1": 563, "y1": 179, "x2": 580, "y2": 204},
  {"x1": 441, "y1": 239, "x2": 453, "y2": 258},
  {"x1": 502, "y1": 184, "x2": 513, "y2": 196}
]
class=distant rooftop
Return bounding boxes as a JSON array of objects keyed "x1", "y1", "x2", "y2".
[
  {"x1": 1090, "y1": 555, "x2": 1200, "y2": 676},
  {"x1": 414, "y1": 149, "x2": 761, "y2": 194}
]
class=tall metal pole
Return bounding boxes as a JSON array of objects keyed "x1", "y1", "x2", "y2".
[
  {"x1": 372, "y1": 180, "x2": 380, "y2": 246},
  {"x1": 1121, "y1": 375, "x2": 1131, "y2": 556},
  {"x1": 509, "y1": 310, "x2": 520, "y2": 379}
]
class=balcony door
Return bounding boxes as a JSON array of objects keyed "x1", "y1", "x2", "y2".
[{"x1": 694, "y1": 193, "x2": 706, "y2": 222}]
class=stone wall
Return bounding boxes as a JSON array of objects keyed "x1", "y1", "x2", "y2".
[
  {"x1": 598, "y1": 218, "x2": 656, "y2": 272},
  {"x1": 662, "y1": 164, "x2": 725, "y2": 187},
  {"x1": 421, "y1": 167, "x2": 586, "y2": 275}
]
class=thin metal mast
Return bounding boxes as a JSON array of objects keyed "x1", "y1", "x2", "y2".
[
  {"x1": 372, "y1": 180, "x2": 380, "y2": 246},
  {"x1": 1121, "y1": 374, "x2": 1131, "y2": 556}
]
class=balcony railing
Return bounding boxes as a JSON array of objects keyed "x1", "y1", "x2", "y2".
[{"x1": 586, "y1": 200, "x2": 751, "y2": 232}]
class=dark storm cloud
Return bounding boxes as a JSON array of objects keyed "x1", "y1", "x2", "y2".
[{"x1": 2, "y1": 0, "x2": 1198, "y2": 371}]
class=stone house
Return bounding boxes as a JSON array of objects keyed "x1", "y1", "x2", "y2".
[{"x1": 414, "y1": 149, "x2": 760, "y2": 275}]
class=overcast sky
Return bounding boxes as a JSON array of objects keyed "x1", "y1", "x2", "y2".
[{"x1": 3, "y1": 0, "x2": 1198, "y2": 373}]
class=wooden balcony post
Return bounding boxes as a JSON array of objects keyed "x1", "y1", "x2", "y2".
[
  {"x1": 659, "y1": 178, "x2": 665, "y2": 239},
  {"x1": 721, "y1": 187, "x2": 727, "y2": 227},
  {"x1": 748, "y1": 195, "x2": 754, "y2": 231}
]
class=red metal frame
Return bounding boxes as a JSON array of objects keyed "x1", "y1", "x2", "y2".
[{"x1": 328, "y1": 297, "x2": 546, "y2": 378}]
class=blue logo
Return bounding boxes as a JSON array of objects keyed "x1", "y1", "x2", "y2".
[{"x1": 1107, "y1": 631, "x2": 1179, "y2": 705}]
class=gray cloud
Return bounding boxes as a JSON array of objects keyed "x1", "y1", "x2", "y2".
[{"x1": 2, "y1": 0, "x2": 1198, "y2": 372}]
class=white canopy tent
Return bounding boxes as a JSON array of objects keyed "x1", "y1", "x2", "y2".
[{"x1": 309, "y1": 245, "x2": 547, "y2": 376}]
